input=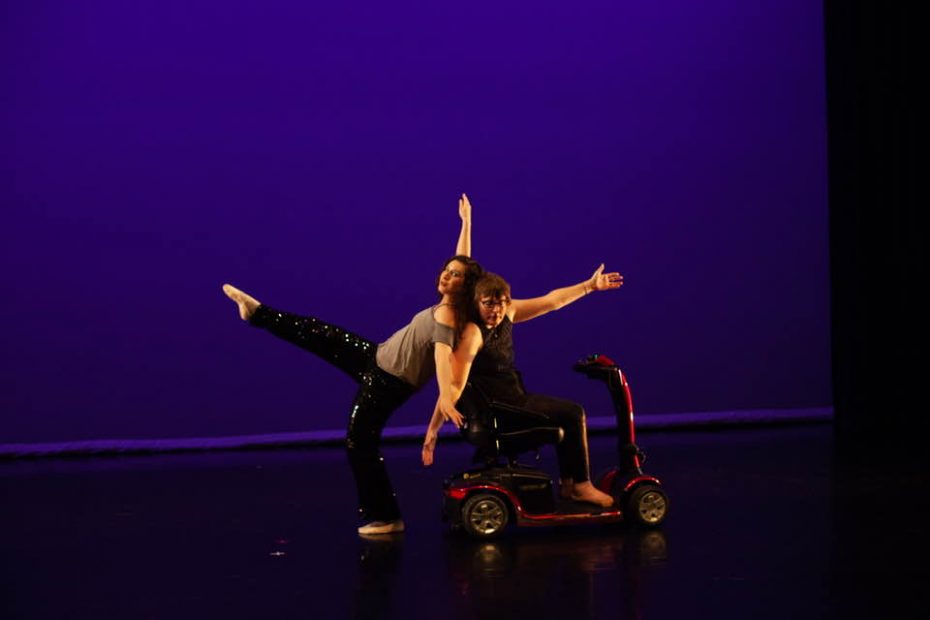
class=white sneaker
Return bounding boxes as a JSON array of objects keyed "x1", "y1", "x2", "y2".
[{"x1": 357, "y1": 520, "x2": 405, "y2": 535}]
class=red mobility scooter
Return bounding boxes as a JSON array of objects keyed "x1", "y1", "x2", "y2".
[{"x1": 442, "y1": 353, "x2": 669, "y2": 538}]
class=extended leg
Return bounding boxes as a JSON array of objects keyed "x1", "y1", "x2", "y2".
[
  {"x1": 247, "y1": 304, "x2": 376, "y2": 382},
  {"x1": 222, "y1": 284, "x2": 260, "y2": 320},
  {"x1": 223, "y1": 284, "x2": 376, "y2": 380}
]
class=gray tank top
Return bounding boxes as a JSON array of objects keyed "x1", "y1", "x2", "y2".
[{"x1": 376, "y1": 305, "x2": 456, "y2": 389}]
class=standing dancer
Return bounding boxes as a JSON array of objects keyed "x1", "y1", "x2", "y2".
[{"x1": 223, "y1": 195, "x2": 480, "y2": 535}]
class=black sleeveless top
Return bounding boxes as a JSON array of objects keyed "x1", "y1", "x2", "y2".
[{"x1": 468, "y1": 316, "x2": 526, "y2": 402}]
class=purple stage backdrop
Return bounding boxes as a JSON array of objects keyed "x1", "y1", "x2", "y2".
[{"x1": 2, "y1": 1, "x2": 829, "y2": 444}]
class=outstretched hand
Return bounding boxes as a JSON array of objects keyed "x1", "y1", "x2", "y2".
[
  {"x1": 459, "y1": 193, "x2": 472, "y2": 223},
  {"x1": 588, "y1": 264, "x2": 623, "y2": 292}
]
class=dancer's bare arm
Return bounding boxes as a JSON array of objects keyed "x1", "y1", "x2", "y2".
[
  {"x1": 510, "y1": 264, "x2": 623, "y2": 324},
  {"x1": 434, "y1": 343, "x2": 463, "y2": 429},
  {"x1": 423, "y1": 323, "x2": 483, "y2": 467},
  {"x1": 422, "y1": 404, "x2": 445, "y2": 467},
  {"x1": 426, "y1": 195, "x2": 474, "y2": 466}
]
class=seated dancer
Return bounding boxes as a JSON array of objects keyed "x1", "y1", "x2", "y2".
[
  {"x1": 223, "y1": 194, "x2": 480, "y2": 535},
  {"x1": 422, "y1": 268, "x2": 622, "y2": 508}
]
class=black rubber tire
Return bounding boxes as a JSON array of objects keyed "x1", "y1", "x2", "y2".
[{"x1": 461, "y1": 493, "x2": 510, "y2": 538}]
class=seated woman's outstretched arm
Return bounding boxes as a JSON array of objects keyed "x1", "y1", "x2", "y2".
[{"x1": 510, "y1": 263, "x2": 623, "y2": 324}]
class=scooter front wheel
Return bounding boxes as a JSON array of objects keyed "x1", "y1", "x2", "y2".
[
  {"x1": 461, "y1": 493, "x2": 510, "y2": 538},
  {"x1": 625, "y1": 484, "x2": 669, "y2": 527}
]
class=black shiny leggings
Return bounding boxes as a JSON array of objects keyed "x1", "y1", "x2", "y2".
[{"x1": 249, "y1": 304, "x2": 414, "y2": 522}]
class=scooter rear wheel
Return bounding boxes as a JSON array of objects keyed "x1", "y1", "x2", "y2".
[{"x1": 461, "y1": 493, "x2": 509, "y2": 538}]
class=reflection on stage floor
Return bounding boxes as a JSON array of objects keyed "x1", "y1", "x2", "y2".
[{"x1": 2, "y1": 423, "x2": 927, "y2": 619}]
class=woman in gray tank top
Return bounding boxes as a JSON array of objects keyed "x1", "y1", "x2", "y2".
[{"x1": 222, "y1": 195, "x2": 481, "y2": 535}]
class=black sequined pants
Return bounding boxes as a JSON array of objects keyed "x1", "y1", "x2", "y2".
[{"x1": 249, "y1": 304, "x2": 415, "y2": 522}]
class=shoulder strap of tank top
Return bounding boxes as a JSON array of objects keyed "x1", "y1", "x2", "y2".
[{"x1": 432, "y1": 303, "x2": 456, "y2": 328}]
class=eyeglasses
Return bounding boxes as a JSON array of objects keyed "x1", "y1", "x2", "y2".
[{"x1": 480, "y1": 299, "x2": 509, "y2": 309}]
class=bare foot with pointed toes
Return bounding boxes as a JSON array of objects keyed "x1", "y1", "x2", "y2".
[{"x1": 222, "y1": 284, "x2": 260, "y2": 321}]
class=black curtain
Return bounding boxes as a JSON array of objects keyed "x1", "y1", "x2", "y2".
[
  {"x1": 825, "y1": 1, "x2": 923, "y2": 454},
  {"x1": 825, "y1": 7, "x2": 926, "y2": 616}
]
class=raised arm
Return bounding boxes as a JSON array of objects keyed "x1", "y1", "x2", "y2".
[
  {"x1": 510, "y1": 263, "x2": 623, "y2": 324},
  {"x1": 455, "y1": 193, "x2": 472, "y2": 257}
]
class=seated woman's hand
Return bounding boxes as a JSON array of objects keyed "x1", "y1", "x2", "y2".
[{"x1": 587, "y1": 263, "x2": 623, "y2": 292}]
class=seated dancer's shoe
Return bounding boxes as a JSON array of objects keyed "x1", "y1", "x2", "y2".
[
  {"x1": 358, "y1": 520, "x2": 406, "y2": 535},
  {"x1": 222, "y1": 283, "x2": 260, "y2": 321}
]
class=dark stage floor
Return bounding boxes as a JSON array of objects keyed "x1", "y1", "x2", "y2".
[{"x1": 2, "y1": 423, "x2": 927, "y2": 619}]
